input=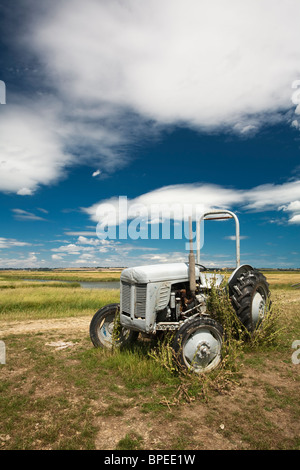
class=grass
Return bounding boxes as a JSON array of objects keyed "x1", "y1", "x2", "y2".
[
  {"x1": 0, "y1": 285, "x2": 120, "y2": 321},
  {"x1": 116, "y1": 433, "x2": 144, "y2": 450},
  {"x1": 0, "y1": 269, "x2": 299, "y2": 450}
]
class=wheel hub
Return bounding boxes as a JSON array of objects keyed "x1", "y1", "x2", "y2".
[
  {"x1": 252, "y1": 292, "x2": 266, "y2": 326},
  {"x1": 196, "y1": 341, "x2": 211, "y2": 359},
  {"x1": 180, "y1": 323, "x2": 223, "y2": 373}
]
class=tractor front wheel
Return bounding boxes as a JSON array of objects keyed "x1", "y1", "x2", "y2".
[
  {"x1": 89, "y1": 303, "x2": 138, "y2": 349},
  {"x1": 172, "y1": 317, "x2": 223, "y2": 373}
]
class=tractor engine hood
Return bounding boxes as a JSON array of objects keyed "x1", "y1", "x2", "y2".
[{"x1": 120, "y1": 263, "x2": 200, "y2": 284}]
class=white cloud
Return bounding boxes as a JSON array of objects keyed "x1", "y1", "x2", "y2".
[
  {"x1": 64, "y1": 231, "x2": 98, "y2": 237},
  {"x1": 17, "y1": 188, "x2": 34, "y2": 196},
  {"x1": 76, "y1": 236, "x2": 114, "y2": 246},
  {"x1": 83, "y1": 184, "x2": 244, "y2": 226},
  {"x1": 0, "y1": 103, "x2": 72, "y2": 195},
  {"x1": 51, "y1": 254, "x2": 64, "y2": 260},
  {"x1": 279, "y1": 199, "x2": 300, "y2": 224},
  {"x1": 30, "y1": 0, "x2": 300, "y2": 130},
  {"x1": 242, "y1": 181, "x2": 300, "y2": 211},
  {"x1": 279, "y1": 201, "x2": 300, "y2": 213},
  {"x1": 1, "y1": 1, "x2": 300, "y2": 196},
  {"x1": 84, "y1": 180, "x2": 300, "y2": 225},
  {"x1": 0, "y1": 252, "x2": 41, "y2": 268},
  {"x1": 49, "y1": 235, "x2": 162, "y2": 267},
  {"x1": 51, "y1": 238, "x2": 117, "y2": 256},
  {"x1": 0, "y1": 96, "x2": 128, "y2": 195},
  {"x1": 92, "y1": 170, "x2": 101, "y2": 177},
  {"x1": 289, "y1": 214, "x2": 300, "y2": 224},
  {"x1": 0, "y1": 237, "x2": 31, "y2": 249},
  {"x1": 51, "y1": 244, "x2": 82, "y2": 255},
  {"x1": 224, "y1": 236, "x2": 249, "y2": 241}
]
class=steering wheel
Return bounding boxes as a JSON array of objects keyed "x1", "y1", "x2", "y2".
[{"x1": 195, "y1": 264, "x2": 207, "y2": 271}]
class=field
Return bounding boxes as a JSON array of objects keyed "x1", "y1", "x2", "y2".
[{"x1": 0, "y1": 269, "x2": 299, "y2": 450}]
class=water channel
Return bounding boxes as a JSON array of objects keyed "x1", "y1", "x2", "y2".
[{"x1": 23, "y1": 279, "x2": 120, "y2": 289}]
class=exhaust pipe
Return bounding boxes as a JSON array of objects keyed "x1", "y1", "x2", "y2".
[{"x1": 188, "y1": 216, "x2": 196, "y2": 296}]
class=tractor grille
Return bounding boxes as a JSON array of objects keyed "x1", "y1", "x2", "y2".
[
  {"x1": 121, "y1": 282, "x2": 131, "y2": 314},
  {"x1": 121, "y1": 282, "x2": 147, "y2": 318},
  {"x1": 135, "y1": 284, "x2": 147, "y2": 318}
]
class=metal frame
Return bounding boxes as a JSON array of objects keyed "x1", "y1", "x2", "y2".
[{"x1": 196, "y1": 210, "x2": 240, "y2": 267}]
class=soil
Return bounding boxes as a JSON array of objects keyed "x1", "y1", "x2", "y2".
[{"x1": 0, "y1": 316, "x2": 91, "y2": 338}]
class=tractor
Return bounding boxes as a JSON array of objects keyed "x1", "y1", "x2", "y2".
[{"x1": 89, "y1": 210, "x2": 270, "y2": 373}]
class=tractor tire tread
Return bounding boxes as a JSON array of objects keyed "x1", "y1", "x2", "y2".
[{"x1": 230, "y1": 268, "x2": 270, "y2": 332}]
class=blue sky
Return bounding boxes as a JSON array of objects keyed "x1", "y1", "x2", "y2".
[{"x1": 0, "y1": 0, "x2": 300, "y2": 269}]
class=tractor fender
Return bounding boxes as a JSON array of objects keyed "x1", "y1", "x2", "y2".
[{"x1": 227, "y1": 264, "x2": 253, "y2": 293}]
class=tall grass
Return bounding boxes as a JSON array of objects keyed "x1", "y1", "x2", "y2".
[
  {"x1": 207, "y1": 283, "x2": 283, "y2": 351},
  {"x1": 0, "y1": 286, "x2": 120, "y2": 321},
  {"x1": 147, "y1": 282, "x2": 283, "y2": 402}
]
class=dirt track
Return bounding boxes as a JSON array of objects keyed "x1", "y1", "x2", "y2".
[{"x1": 0, "y1": 316, "x2": 91, "y2": 338}]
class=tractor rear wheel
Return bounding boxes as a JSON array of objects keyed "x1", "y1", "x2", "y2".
[
  {"x1": 173, "y1": 317, "x2": 223, "y2": 373},
  {"x1": 90, "y1": 303, "x2": 138, "y2": 349},
  {"x1": 230, "y1": 269, "x2": 270, "y2": 332}
]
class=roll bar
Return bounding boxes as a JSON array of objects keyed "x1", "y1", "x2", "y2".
[{"x1": 196, "y1": 210, "x2": 240, "y2": 267}]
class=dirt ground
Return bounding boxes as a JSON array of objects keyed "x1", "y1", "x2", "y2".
[
  {"x1": 1, "y1": 316, "x2": 299, "y2": 450},
  {"x1": 0, "y1": 316, "x2": 91, "y2": 338}
]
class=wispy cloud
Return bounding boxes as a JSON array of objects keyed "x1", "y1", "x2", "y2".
[
  {"x1": 224, "y1": 236, "x2": 249, "y2": 241},
  {"x1": 0, "y1": 237, "x2": 31, "y2": 249},
  {"x1": 37, "y1": 208, "x2": 49, "y2": 214},
  {"x1": 12, "y1": 209, "x2": 47, "y2": 221},
  {"x1": 64, "y1": 231, "x2": 98, "y2": 237},
  {"x1": 0, "y1": 252, "x2": 41, "y2": 268}
]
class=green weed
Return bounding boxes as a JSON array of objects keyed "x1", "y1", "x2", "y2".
[{"x1": 116, "y1": 432, "x2": 144, "y2": 450}]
